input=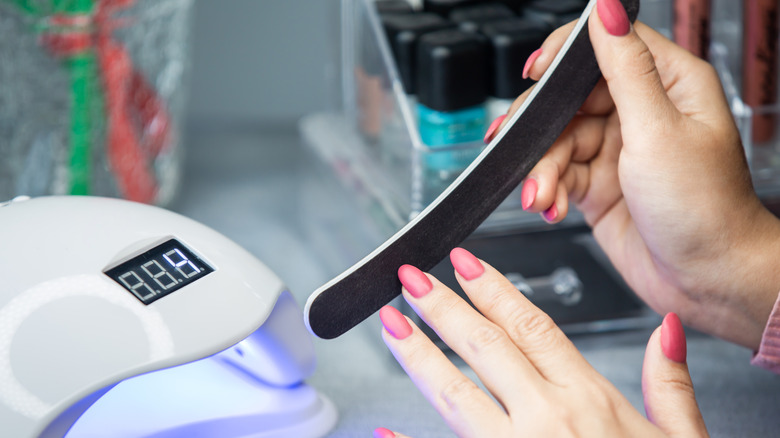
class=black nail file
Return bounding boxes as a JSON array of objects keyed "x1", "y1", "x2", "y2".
[{"x1": 306, "y1": 0, "x2": 640, "y2": 339}]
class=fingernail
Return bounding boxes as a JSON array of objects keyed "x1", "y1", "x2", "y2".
[
  {"x1": 374, "y1": 427, "x2": 395, "y2": 438},
  {"x1": 597, "y1": 0, "x2": 630, "y2": 36},
  {"x1": 398, "y1": 264, "x2": 433, "y2": 298},
  {"x1": 483, "y1": 114, "x2": 507, "y2": 144},
  {"x1": 521, "y1": 178, "x2": 537, "y2": 210},
  {"x1": 379, "y1": 306, "x2": 412, "y2": 340},
  {"x1": 543, "y1": 203, "x2": 558, "y2": 222},
  {"x1": 523, "y1": 48, "x2": 543, "y2": 79},
  {"x1": 450, "y1": 247, "x2": 484, "y2": 281},
  {"x1": 661, "y1": 312, "x2": 687, "y2": 363}
]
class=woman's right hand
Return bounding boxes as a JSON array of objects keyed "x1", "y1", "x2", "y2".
[{"x1": 485, "y1": 0, "x2": 780, "y2": 349}]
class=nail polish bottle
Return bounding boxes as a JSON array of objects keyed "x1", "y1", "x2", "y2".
[
  {"x1": 448, "y1": 2, "x2": 515, "y2": 33},
  {"x1": 382, "y1": 12, "x2": 455, "y2": 97},
  {"x1": 480, "y1": 17, "x2": 551, "y2": 120},
  {"x1": 522, "y1": 0, "x2": 588, "y2": 28},
  {"x1": 416, "y1": 29, "x2": 489, "y2": 197},
  {"x1": 356, "y1": 17, "x2": 385, "y2": 146}
]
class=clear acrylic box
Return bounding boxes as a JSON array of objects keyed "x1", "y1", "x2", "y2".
[
  {"x1": 300, "y1": 0, "x2": 577, "y2": 238},
  {"x1": 299, "y1": 0, "x2": 780, "y2": 336}
]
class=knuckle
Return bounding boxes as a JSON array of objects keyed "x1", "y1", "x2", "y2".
[
  {"x1": 658, "y1": 374, "x2": 696, "y2": 396},
  {"x1": 632, "y1": 45, "x2": 658, "y2": 79},
  {"x1": 466, "y1": 324, "x2": 508, "y2": 354},
  {"x1": 439, "y1": 378, "x2": 481, "y2": 410},
  {"x1": 507, "y1": 308, "x2": 558, "y2": 342}
]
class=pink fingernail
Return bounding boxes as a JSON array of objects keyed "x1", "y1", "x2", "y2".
[
  {"x1": 597, "y1": 0, "x2": 630, "y2": 36},
  {"x1": 374, "y1": 427, "x2": 395, "y2": 438},
  {"x1": 379, "y1": 306, "x2": 412, "y2": 340},
  {"x1": 523, "y1": 48, "x2": 543, "y2": 79},
  {"x1": 450, "y1": 247, "x2": 484, "y2": 281},
  {"x1": 398, "y1": 264, "x2": 433, "y2": 298},
  {"x1": 521, "y1": 178, "x2": 537, "y2": 210},
  {"x1": 543, "y1": 203, "x2": 558, "y2": 222},
  {"x1": 483, "y1": 114, "x2": 507, "y2": 144},
  {"x1": 661, "y1": 313, "x2": 687, "y2": 363}
]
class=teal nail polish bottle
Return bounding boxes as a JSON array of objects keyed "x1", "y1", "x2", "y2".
[{"x1": 416, "y1": 29, "x2": 489, "y2": 180}]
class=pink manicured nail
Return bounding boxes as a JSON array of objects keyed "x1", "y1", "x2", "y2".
[
  {"x1": 543, "y1": 203, "x2": 558, "y2": 222},
  {"x1": 523, "y1": 48, "x2": 543, "y2": 79},
  {"x1": 661, "y1": 313, "x2": 687, "y2": 363},
  {"x1": 483, "y1": 114, "x2": 507, "y2": 144},
  {"x1": 398, "y1": 264, "x2": 433, "y2": 298},
  {"x1": 374, "y1": 427, "x2": 395, "y2": 438},
  {"x1": 379, "y1": 306, "x2": 412, "y2": 340},
  {"x1": 521, "y1": 178, "x2": 537, "y2": 210},
  {"x1": 597, "y1": 0, "x2": 630, "y2": 36},
  {"x1": 450, "y1": 247, "x2": 484, "y2": 281}
]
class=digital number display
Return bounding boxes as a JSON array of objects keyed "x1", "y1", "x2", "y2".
[{"x1": 104, "y1": 239, "x2": 213, "y2": 304}]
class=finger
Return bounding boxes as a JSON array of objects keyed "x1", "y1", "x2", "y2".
[
  {"x1": 379, "y1": 306, "x2": 509, "y2": 437},
  {"x1": 642, "y1": 313, "x2": 709, "y2": 437},
  {"x1": 449, "y1": 248, "x2": 594, "y2": 385},
  {"x1": 521, "y1": 115, "x2": 608, "y2": 214},
  {"x1": 634, "y1": 23, "x2": 729, "y2": 124},
  {"x1": 396, "y1": 265, "x2": 544, "y2": 408},
  {"x1": 523, "y1": 20, "x2": 577, "y2": 82},
  {"x1": 588, "y1": 8, "x2": 682, "y2": 142},
  {"x1": 524, "y1": 22, "x2": 615, "y2": 116},
  {"x1": 541, "y1": 183, "x2": 568, "y2": 224},
  {"x1": 373, "y1": 427, "x2": 413, "y2": 438}
]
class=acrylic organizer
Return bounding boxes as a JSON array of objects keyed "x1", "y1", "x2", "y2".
[
  {"x1": 638, "y1": 0, "x2": 780, "y2": 199},
  {"x1": 299, "y1": 0, "x2": 780, "y2": 337},
  {"x1": 0, "y1": 0, "x2": 193, "y2": 205},
  {"x1": 301, "y1": 0, "x2": 583, "y2": 238}
]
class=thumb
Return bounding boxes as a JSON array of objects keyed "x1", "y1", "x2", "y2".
[
  {"x1": 588, "y1": 0, "x2": 680, "y2": 135},
  {"x1": 642, "y1": 313, "x2": 709, "y2": 437}
]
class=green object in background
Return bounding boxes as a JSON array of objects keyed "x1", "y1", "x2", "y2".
[
  {"x1": 5, "y1": 0, "x2": 99, "y2": 195},
  {"x1": 62, "y1": 0, "x2": 98, "y2": 196},
  {"x1": 68, "y1": 52, "x2": 96, "y2": 195}
]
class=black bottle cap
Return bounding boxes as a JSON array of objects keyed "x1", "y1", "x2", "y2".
[
  {"x1": 449, "y1": 2, "x2": 516, "y2": 33},
  {"x1": 423, "y1": 0, "x2": 482, "y2": 16},
  {"x1": 375, "y1": 0, "x2": 414, "y2": 14},
  {"x1": 480, "y1": 17, "x2": 552, "y2": 98},
  {"x1": 382, "y1": 13, "x2": 456, "y2": 94},
  {"x1": 416, "y1": 29, "x2": 490, "y2": 111},
  {"x1": 522, "y1": 0, "x2": 588, "y2": 28}
]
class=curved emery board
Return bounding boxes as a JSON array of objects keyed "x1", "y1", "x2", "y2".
[{"x1": 306, "y1": 0, "x2": 640, "y2": 339}]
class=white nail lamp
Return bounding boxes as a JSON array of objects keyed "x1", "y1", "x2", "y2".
[{"x1": 0, "y1": 196, "x2": 337, "y2": 437}]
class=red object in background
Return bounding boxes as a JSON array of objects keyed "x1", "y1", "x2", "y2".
[
  {"x1": 39, "y1": 0, "x2": 173, "y2": 203},
  {"x1": 743, "y1": 0, "x2": 779, "y2": 144}
]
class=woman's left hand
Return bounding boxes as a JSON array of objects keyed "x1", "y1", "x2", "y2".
[{"x1": 373, "y1": 248, "x2": 709, "y2": 438}]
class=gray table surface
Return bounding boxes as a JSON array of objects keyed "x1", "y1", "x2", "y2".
[{"x1": 171, "y1": 122, "x2": 780, "y2": 437}]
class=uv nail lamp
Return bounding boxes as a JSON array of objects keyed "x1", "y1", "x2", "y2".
[{"x1": 0, "y1": 196, "x2": 337, "y2": 438}]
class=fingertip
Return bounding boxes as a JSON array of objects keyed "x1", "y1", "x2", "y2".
[
  {"x1": 521, "y1": 177, "x2": 538, "y2": 211},
  {"x1": 379, "y1": 305, "x2": 413, "y2": 340},
  {"x1": 523, "y1": 48, "x2": 543, "y2": 80},
  {"x1": 661, "y1": 312, "x2": 687, "y2": 364},
  {"x1": 374, "y1": 427, "x2": 395, "y2": 438}
]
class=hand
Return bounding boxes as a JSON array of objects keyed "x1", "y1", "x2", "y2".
[
  {"x1": 373, "y1": 248, "x2": 709, "y2": 438},
  {"x1": 485, "y1": 0, "x2": 780, "y2": 349}
]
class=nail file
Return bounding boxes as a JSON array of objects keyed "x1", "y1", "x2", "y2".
[{"x1": 306, "y1": 0, "x2": 641, "y2": 339}]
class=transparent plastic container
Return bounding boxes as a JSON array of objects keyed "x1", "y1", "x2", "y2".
[
  {"x1": 0, "y1": 0, "x2": 193, "y2": 205},
  {"x1": 300, "y1": 0, "x2": 580, "y2": 237},
  {"x1": 300, "y1": 0, "x2": 780, "y2": 238}
]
